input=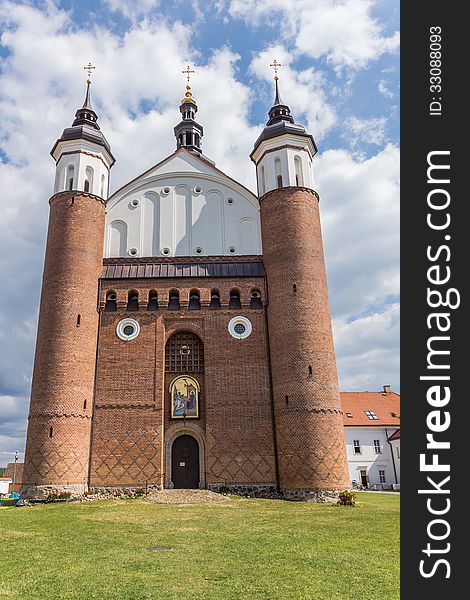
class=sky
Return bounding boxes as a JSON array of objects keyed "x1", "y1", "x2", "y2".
[{"x1": 0, "y1": 0, "x2": 399, "y2": 467}]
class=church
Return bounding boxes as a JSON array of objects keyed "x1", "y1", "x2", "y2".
[{"x1": 21, "y1": 63, "x2": 350, "y2": 500}]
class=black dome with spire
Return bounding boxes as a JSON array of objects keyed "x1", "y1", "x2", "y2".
[
  {"x1": 251, "y1": 77, "x2": 317, "y2": 158},
  {"x1": 51, "y1": 80, "x2": 115, "y2": 163},
  {"x1": 174, "y1": 81, "x2": 203, "y2": 154}
]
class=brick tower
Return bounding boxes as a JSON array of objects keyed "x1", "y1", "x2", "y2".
[
  {"x1": 22, "y1": 78, "x2": 115, "y2": 498},
  {"x1": 251, "y1": 74, "x2": 349, "y2": 499}
]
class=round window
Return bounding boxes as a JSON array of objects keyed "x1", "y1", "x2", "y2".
[
  {"x1": 228, "y1": 246, "x2": 236, "y2": 254},
  {"x1": 227, "y1": 197, "x2": 235, "y2": 205},
  {"x1": 116, "y1": 318, "x2": 140, "y2": 341},
  {"x1": 194, "y1": 247, "x2": 203, "y2": 255},
  {"x1": 128, "y1": 247, "x2": 138, "y2": 256},
  {"x1": 130, "y1": 198, "x2": 140, "y2": 207},
  {"x1": 161, "y1": 247, "x2": 171, "y2": 256},
  {"x1": 194, "y1": 185, "x2": 203, "y2": 194},
  {"x1": 228, "y1": 316, "x2": 252, "y2": 340},
  {"x1": 162, "y1": 186, "x2": 171, "y2": 194}
]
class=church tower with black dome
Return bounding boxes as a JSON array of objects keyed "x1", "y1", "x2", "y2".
[{"x1": 22, "y1": 63, "x2": 348, "y2": 500}]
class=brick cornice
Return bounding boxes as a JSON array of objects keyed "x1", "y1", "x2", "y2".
[
  {"x1": 49, "y1": 190, "x2": 107, "y2": 206},
  {"x1": 259, "y1": 186, "x2": 320, "y2": 203}
]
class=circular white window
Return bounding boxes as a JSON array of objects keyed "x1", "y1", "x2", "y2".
[
  {"x1": 116, "y1": 318, "x2": 140, "y2": 341},
  {"x1": 194, "y1": 246, "x2": 203, "y2": 255},
  {"x1": 162, "y1": 186, "x2": 171, "y2": 195},
  {"x1": 161, "y1": 247, "x2": 171, "y2": 256},
  {"x1": 194, "y1": 185, "x2": 203, "y2": 194},
  {"x1": 228, "y1": 246, "x2": 237, "y2": 254},
  {"x1": 226, "y1": 197, "x2": 235, "y2": 205},
  {"x1": 228, "y1": 316, "x2": 252, "y2": 340},
  {"x1": 130, "y1": 198, "x2": 140, "y2": 208},
  {"x1": 128, "y1": 247, "x2": 138, "y2": 256}
]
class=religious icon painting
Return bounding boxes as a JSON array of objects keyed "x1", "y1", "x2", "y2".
[{"x1": 170, "y1": 375, "x2": 200, "y2": 419}]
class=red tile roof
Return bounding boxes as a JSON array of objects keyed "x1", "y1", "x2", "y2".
[
  {"x1": 388, "y1": 429, "x2": 400, "y2": 441},
  {"x1": 340, "y1": 391, "x2": 400, "y2": 426}
]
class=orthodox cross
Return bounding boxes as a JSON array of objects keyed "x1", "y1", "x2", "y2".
[
  {"x1": 182, "y1": 65, "x2": 195, "y2": 85},
  {"x1": 270, "y1": 59, "x2": 281, "y2": 80},
  {"x1": 83, "y1": 62, "x2": 96, "y2": 81}
]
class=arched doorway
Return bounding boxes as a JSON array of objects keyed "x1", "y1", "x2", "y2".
[{"x1": 171, "y1": 435, "x2": 200, "y2": 489}]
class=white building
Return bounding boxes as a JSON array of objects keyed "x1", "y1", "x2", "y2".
[{"x1": 340, "y1": 387, "x2": 400, "y2": 490}]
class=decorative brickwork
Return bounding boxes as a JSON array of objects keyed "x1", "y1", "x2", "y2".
[
  {"x1": 260, "y1": 186, "x2": 349, "y2": 492},
  {"x1": 22, "y1": 191, "x2": 106, "y2": 498}
]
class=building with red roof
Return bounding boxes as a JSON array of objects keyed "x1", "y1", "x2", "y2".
[{"x1": 340, "y1": 386, "x2": 400, "y2": 489}]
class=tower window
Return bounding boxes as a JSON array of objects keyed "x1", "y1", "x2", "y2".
[
  {"x1": 127, "y1": 290, "x2": 139, "y2": 312},
  {"x1": 210, "y1": 290, "x2": 221, "y2": 310},
  {"x1": 66, "y1": 164, "x2": 74, "y2": 191},
  {"x1": 188, "y1": 290, "x2": 201, "y2": 310},
  {"x1": 229, "y1": 289, "x2": 241, "y2": 309},
  {"x1": 84, "y1": 180, "x2": 90, "y2": 192},
  {"x1": 148, "y1": 290, "x2": 158, "y2": 311},
  {"x1": 308, "y1": 365, "x2": 313, "y2": 378},
  {"x1": 285, "y1": 395, "x2": 289, "y2": 405},
  {"x1": 76, "y1": 314, "x2": 81, "y2": 327},
  {"x1": 68, "y1": 178, "x2": 74, "y2": 191},
  {"x1": 277, "y1": 175, "x2": 283, "y2": 188},
  {"x1": 105, "y1": 291, "x2": 117, "y2": 312},
  {"x1": 168, "y1": 290, "x2": 180, "y2": 310},
  {"x1": 250, "y1": 290, "x2": 262, "y2": 309},
  {"x1": 294, "y1": 155, "x2": 304, "y2": 187},
  {"x1": 49, "y1": 427, "x2": 53, "y2": 438},
  {"x1": 84, "y1": 166, "x2": 94, "y2": 194}
]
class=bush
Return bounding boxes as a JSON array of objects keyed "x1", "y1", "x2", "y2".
[
  {"x1": 46, "y1": 492, "x2": 71, "y2": 503},
  {"x1": 218, "y1": 486, "x2": 230, "y2": 495},
  {"x1": 338, "y1": 491, "x2": 356, "y2": 506},
  {"x1": 134, "y1": 488, "x2": 145, "y2": 497}
]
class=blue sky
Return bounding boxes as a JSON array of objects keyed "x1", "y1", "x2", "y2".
[{"x1": 0, "y1": 0, "x2": 399, "y2": 466}]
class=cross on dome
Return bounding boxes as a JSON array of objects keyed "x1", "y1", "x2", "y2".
[
  {"x1": 270, "y1": 59, "x2": 281, "y2": 80},
  {"x1": 181, "y1": 64, "x2": 197, "y2": 105},
  {"x1": 83, "y1": 62, "x2": 96, "y2": 83}
]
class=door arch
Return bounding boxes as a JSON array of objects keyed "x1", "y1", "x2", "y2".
[{"x1": 171, "y1": 434, "x2": 200, "y2": 489}]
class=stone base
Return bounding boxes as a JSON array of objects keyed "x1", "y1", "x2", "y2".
[
  {"x1": 207, "y1": 484, "x2": 280, "y2": 498},
  {"x1": 89, "y1": 485, "x2": 161, "y2": 496},
  {"x1": 281, "y1": 488, "x2": 344, "y2": 503},
  {"x1": 21, "y1": 483, "x2": 88, "y2": 500}
]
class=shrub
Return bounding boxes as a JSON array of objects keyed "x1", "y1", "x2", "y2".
[
  {"x1": 134, "y1": 488, "x2": 145, "y2": 497},
  {"x1": 338, "y1": 491, "x2": 356, "y2": 506},
  {"x1": 218, "y1": 485, "x2": 230, "y2": 495}
]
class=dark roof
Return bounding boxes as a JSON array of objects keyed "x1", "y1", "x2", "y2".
[{"x1": 101, "y1": 261, "x2": 265, "y2": 280}]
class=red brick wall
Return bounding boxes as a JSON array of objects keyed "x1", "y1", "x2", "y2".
[
  {"x1": 22, "y1": 191, "x2": 105, "y2": 494},
  {"x1": 260, "y1": 186, "x2": 349, "y2": 491},
  {"x1": 90, "y1": 277, "x2": 277, "y2": 488}
]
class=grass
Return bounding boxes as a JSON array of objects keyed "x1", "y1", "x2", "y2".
[{"x1": 0, "y1": 492, "x2": 399, "y2": 600}]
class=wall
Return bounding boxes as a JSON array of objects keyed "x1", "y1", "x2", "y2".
[
  {"x1": 89, "y1": 275, "x2": 277, "y2": 490},
  {"x1": 344, "y1": 426, "x2": 398, "y2": 487}
]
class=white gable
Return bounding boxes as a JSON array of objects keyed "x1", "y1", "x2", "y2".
[{"x1": 105, "y1": 149, "x2": 262, "y2": 258}]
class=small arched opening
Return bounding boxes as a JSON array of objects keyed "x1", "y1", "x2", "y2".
[
  {"x1": 105, "y1": 290, "x2": 117, "y2": 312},
  {"x1": 229, "y1": 289, "x2": 241, "y2": 310},
  {"x1": 84, "y1": 166, "x2": 94, "y2": 193},
  {"x1": 168, "y1": 290, "x2": 180, "y2": 311},
  {"x1": 210, "y1": 289, "x2": 221, "y2": 310},
  {"x1": 188, "y1": 290, "x2": 201, "y2": 310},
  {"x1": 148, "y1": 290, "x2": 158, "y2": 311},
  {"x1": 127, "y1": 290, "x2": 139, "y2": 311},
  {"x1": 250, "y1": 289, "x2": 263, "y2": 309},
  {"x1": 66, "y1": 164, "x2": 75, "y2": 191}
]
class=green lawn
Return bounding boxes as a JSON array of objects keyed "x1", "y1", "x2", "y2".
[{"x1": 0, "y1": 493, "x2": 399, "y2": 600}]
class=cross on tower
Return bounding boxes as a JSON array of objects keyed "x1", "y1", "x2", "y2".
[
  {"x1": 182, "y1": 65, "x2": 195, "y2": 84},
  {"x1": 270, "y1": 59, "x2": 281, "y2": 80},
  {"x1": 83, "y1": 62, "x2": 96, "y2": 81}
]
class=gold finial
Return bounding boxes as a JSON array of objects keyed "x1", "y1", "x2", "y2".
[
  {"x1": 181, "y1": 65, "x2": 196, "y2": 104},
  {"x1": 270, "y1": 59, "x2": 281, "y2": 81},
  {"x1": 83, "y1": 62, "x2": 96, "y2": 83}
]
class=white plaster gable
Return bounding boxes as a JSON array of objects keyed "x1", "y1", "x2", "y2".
[{"x1": 105, "y1": 149, "x2": 262, "y2": 259}]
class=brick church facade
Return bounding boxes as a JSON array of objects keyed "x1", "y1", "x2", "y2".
[{"x1": 22, "y1": 70, "x2": 349, "y2": 500}]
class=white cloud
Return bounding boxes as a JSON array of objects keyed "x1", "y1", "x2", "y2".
[
  {"x1": 228, "y1": 0, "x2": 399, "y2": 70},
  {"x1": 344, "y1": 116, "x2": 388, "y2": 147},
  {"x1": 249, "y1": 45, "x2": 336, "y2": 140},
  {"x1": 333, "y1": 304, "x2": 400, "y2": 391},
  {"x1": 378, "y1": 79, "x2": 394, "y2": 98},
  {"x1": 104, "y1": 0, "x2": 161, "y2": 21}
]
